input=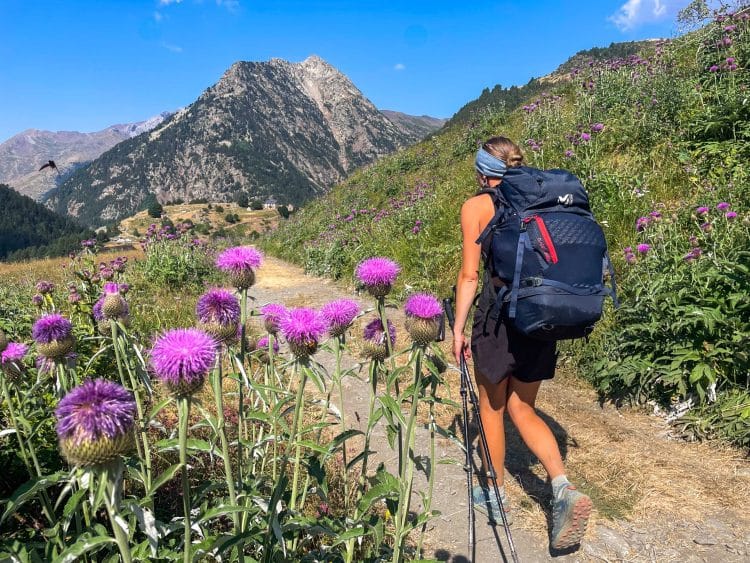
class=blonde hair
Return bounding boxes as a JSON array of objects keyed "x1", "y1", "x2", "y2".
[{"x1": 482, "y1": 136, "x2": 524, "y2": 168}]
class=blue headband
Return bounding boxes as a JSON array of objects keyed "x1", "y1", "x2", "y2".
[{"x1": 475, "y1": 147, "x2": 507, "y2": 178}]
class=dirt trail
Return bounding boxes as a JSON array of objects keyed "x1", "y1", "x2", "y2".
[{"x1": 253, "y1": 256, "x2": 750, "y2": 562}]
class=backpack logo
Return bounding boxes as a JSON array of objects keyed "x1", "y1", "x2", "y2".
[{"x1": 558, "y1": 193, "x2": 573, "y2": 206}]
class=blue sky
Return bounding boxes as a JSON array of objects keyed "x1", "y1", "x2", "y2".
[{"x1": 0, "y1": 0, "x2": 693, "y2": 141}]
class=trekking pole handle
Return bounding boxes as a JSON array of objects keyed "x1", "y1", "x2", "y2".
[{"x1": 443, "y1": 297, "x2": 455, "y2": 332}]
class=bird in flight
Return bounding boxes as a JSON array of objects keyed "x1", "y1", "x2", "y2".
[{"x1": 39, "y1": 160, "x2": 60, "y2": 174}]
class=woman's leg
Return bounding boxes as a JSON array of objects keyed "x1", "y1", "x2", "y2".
[
  {"x1": 475, "y1": 371, "x2": 508, "y2": 486},
  {"x1": 505, "y1": 377, "x2": 565, "y2": 479}
]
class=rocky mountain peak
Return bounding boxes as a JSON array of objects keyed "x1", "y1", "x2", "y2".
[{"x1": 46, "y1": 56, "x2": 415, "y2": 226}]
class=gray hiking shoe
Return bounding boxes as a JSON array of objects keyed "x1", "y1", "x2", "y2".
[
  {"x1": 472, "y1": 485, "x2": 513, "y2": 525},
  {"x1": 550, "y1": 485, "x2": 592, "y2": 550}
]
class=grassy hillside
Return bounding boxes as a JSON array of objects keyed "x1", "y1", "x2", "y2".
[{"x1": 264, "y1": 10, "x2": 750, "y2": 446}]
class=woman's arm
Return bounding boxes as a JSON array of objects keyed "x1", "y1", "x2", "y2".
[{"x1": 452, "y1": 196, "x2": 487, "y2": 364}]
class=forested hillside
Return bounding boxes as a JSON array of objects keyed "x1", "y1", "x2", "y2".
[{"x1": 0, "y1": 184, "x2": 94, "y2": 260}]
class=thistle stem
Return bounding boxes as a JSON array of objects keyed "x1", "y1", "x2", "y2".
[
  {"x1": 0, "y1": 379, "x2": 58, "y2": 531},
  {"x1": 111, "y1": 321, "x2": 145, "y2": 465},
  {"x1": 212, "y1": 354, "x2": 239, "y2": 531},
  {"x1": 333, "y1": 336, "x2": 350, "y2": 510},
  {"x1": 102, "y1": 464, "x2": 132, "y2": 563},
  {"x1": 377, "y1": 298, "x2": 402, "y2": 474},
  {"x1": 288, "y1": 362, "x2": 308, "y2": 513},
  {"x1": 178, "y1": 397, "x2": 192, "y2": 563},
  {"x1": 417, "y1": 363, "x2": 436, "y2": 557},
  {"x1": 393, "y1": 347, "x2": 423, "y2": 563},
  {"x1": 238, "y1": 288, "x2": 248, "y2": 486}
]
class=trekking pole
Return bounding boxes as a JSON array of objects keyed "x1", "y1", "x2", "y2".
[
  {"x1": 444, "y1": 295, "x2": 521, "y2": 563},
  {"x1": 443, "y1": 298, "x2": 475, "y2": 561}
]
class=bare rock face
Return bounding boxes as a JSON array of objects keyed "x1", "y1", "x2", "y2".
[
  {"x1": 0, "y1": 114, "x2": 170, "y2": 200},
  {"x1": 46, "y1": 56, "x2": 413, "y2": 227}
]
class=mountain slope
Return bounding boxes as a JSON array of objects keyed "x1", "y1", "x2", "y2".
[
  {"x1": 381, "y1": 110, "x2": 446, "y2": 140},
  {"x1": 0, "y1": 113, "x2": 171, "y2": 200},
  {"x1": 0, "y1": 184, "x2": 93, "y2": 261},
  {"x1": 47, "y1": 56, "x2": 411, "y2": 227}
]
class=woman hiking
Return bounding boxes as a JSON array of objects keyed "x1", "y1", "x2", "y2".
[{"x1": 452, "y1": 136, "x2": 592, "y2": 550}]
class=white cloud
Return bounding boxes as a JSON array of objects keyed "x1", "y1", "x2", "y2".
[
  {"x1": 394, "y1": 63, "x2": 406, "y2": 71},
  {"x1": 154, "y1": 11, "x2": 163, "y2": 22},
  {"x1": 159, "y1": 0, "x2": 183, "y2": 5},
  {"x1": 216, "y1": 0, "x2": 240, "y2": 12},
  {"x1": 608, "y1": 0, "x2": 689, "y2": 31},
  {"x1": 162, "y1": 42, "x2": 183, "y2": 53}
]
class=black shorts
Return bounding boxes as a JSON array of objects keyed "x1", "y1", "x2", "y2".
[{"x1": 470, "y1": 306, "x2": 557, "y2": 385}]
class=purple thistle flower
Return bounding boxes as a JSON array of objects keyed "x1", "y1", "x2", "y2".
[
  {"x1": 636, "y1": 243, "x2": 651, "y2": 254},
  {"x1": 716, "y1": 202, "x2": 730, "y2": 211},
  {"x1": 361, "y1": 318, "x2": 397, "y2": 360},
  {"x1": 564, "y1": 149, "x2": 575, "y2": 158},
  {"x1": 261, "y1": 303, "x2": 288, "y2": 334},
  {"x1": 280, "y1": 308, "x2": 328, "y2": 358},
  {"x1": 701, "y1": 222, "x2": 713, "y2": 232},
  {"x1": 696, "y1": 206, "x2": 709, "y2": 215},
  {"x1": 56, "y1": 379, "x2": 135, "y2": 445},
  {"x1": 709, "y1": 65, "x2": 720, "y2": 72},
  {"x1": 103, "y1": 282, "x2": 120, "y2": 295},
  {"x1": 321, "y1": 299, "x2": 360, "y2": 337},
  {"x1": 216, "y1": 246, "x2": 263, "y2": 289},
  {"x1": 363, "y1": 318, "x2": 396, "y2": 345},
  {"x1": 636, "y1": 217, "x2": 650, "y2": 231},
  {"x1": 1, "y1": 342, "x2": 28, "y2": 382},
  {"x1": 150, "y1": 329, "x2": 217, "y2": 397},
  {"x1": 356, "y1": 257, "x2": 400, "y2": 297},
  {"x1": 590, "y1": 123, "x2": 605, "y2": 133},
  {"x1": 1, "y1": 342, "x2": 28, "y2": 366},
  {"x1": 56, "y1": 379, "x2": 136, "y2": 466},
  {"x1": 93, "y1": 299, "x2": 105, "y2": 321},
  {"x1": 32, "y1": 314, "x2": 73, "y2": 344},
  {"x1": 580, "y1": 132, "x2": 591, "y2": 142},
  {"x1": 404, "y1": 294, "x2": 443, "y2": 320},
  {"x1": 625, "y1": 253, "x2": 637, "y2": 265},
  {"x1": 196, "y1": 288, "x2": 241, "y2": 326},
  {"x1": 35, "y1": 281, "x2": 55, "y2": 295},
  {"x1": 256, "y1": 335, "x2": 280, "y2": 354},
  {"x1": 725, "y1": 211, "x2": 738, "y2": 220},
  {"x1": 32, "y1": 294, "x2": 44, "y2": 307}
]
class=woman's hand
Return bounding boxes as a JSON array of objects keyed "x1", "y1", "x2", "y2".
[{"x1": 453, "y1": 334, "x2": 471, "y2": 365}]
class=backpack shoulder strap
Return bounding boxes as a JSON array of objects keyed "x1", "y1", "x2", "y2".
[{"x1": 475, "y1": 188, "x2": 507, "y2": 246}]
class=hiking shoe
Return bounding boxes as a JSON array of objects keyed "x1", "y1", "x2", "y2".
[
  {"x1": 550, "y1": 485, "x2": 592, "y2": 550},
  {"x1": 472, "y1": 485, "x2": 513, "y2": 526}
]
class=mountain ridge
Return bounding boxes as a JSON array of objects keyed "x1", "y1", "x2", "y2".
[
  {"x1": 0, "y1": 112, "x2": 172, "y2": 200},
  {"x1": 46, "y1": 56, "x2": 439, "y2": 227}
]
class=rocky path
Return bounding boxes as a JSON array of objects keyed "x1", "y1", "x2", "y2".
[{"x1": 253, "y1": 256, "x2": 750, "y2": 562}]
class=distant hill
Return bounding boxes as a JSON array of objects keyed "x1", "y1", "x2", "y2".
[
  {"x1": 0, "y1": 184, "x2": 93, "y2": 261},
  {"x1": 0, "y1": 113, "x2": 171, "y2": 200},
  {"x1": 46, "y1": 56, "x2": 415, "y2": 227},
  {"x1": 381, "y1": 111, "x2": 446, "y2": 140}
]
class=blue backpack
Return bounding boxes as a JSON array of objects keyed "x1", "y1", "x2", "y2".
[{"x1": 476, "y1": 166, "x2": 618, "y2": 341}]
